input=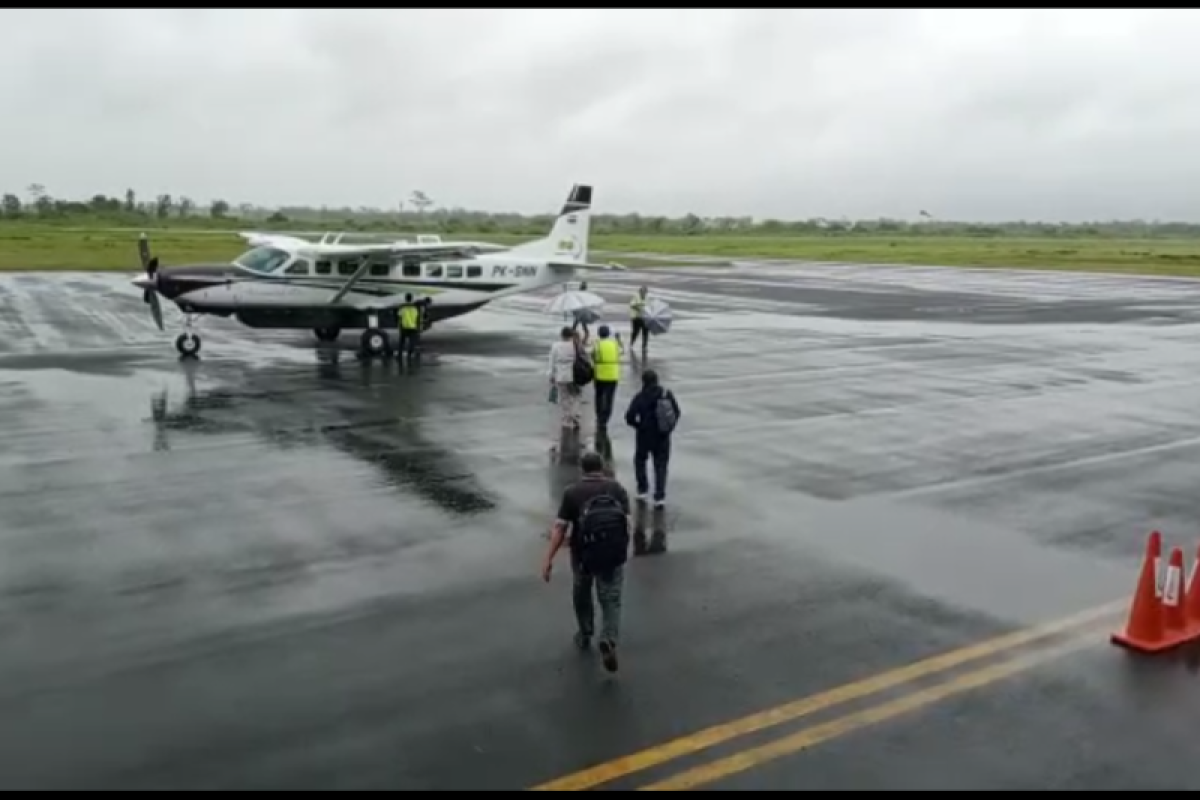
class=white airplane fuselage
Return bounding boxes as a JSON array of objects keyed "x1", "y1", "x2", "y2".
[{"x1": 144, "y1": 251, "x2": 563, "y2": 330}]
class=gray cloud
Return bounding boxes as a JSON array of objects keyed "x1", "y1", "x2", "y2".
[{"x1": 1, "y1": 9, "x2": 1199, "y2": 221}]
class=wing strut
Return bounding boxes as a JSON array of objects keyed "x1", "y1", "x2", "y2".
[{"x1": 328, "y1": 256, "x2": 373, "y2": 305}]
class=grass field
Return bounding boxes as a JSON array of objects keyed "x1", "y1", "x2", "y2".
[{"x1": 5, "y1": 224, "x2": 1200, "y2": 276}]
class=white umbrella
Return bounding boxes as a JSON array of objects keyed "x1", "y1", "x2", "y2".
[
  {"x1": 545, "y1": 289, "x2": 606, "y2": 324},
  {"x1": 643, "y1": 297, "x2": 672, "y2": 335}
]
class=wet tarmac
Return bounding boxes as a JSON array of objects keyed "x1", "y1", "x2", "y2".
[{"x1": 2, "y1": 263, "x2": 1200, "y2": 789}]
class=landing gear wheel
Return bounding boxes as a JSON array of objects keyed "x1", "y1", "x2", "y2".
[
  {"x1": 359, "y1": 328, "x2": 389, "y2": 358},
  {"x1": 313, "y1": 327, "x2": 341, "y2": 343},
  {"x1": 175, "y1": 332, "x2": 201, "y2": 358}
]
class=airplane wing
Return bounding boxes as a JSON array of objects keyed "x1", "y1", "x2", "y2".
[
  {"x1": 299, "y1": 241, "x2": 486, "y2": 260},
  {"x1": 389, "y1": 241, "x2": 497, "y2": 258},
  {"x1": 240, "y1": 231, "x2": 313, "y2": 248},
  {"x1": 456, "y1": 241, "x2": 510, "y2": 254}
]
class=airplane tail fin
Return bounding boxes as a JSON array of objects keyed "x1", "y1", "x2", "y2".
[{"x1": 506, "y1": 184, "x2": 592, "y2": 263}]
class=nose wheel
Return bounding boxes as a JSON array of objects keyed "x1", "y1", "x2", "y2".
[
  {"x1": 175, "y1": 332, "x2": 201, "y2": 357},
  {"x1": 175, "y1": 314, "x2": 201, "y2": 358}
]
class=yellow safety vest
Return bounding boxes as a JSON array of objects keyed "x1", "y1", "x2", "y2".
[
  {"x1": 400, "y1": 305, "x2": 420, "y2": 330},
  {"x1": 629, "y1": 294, "x2": 646, "y2": 318},
  {"x1": 593, "y1": 338, "x2": 620, "y2": 382}
]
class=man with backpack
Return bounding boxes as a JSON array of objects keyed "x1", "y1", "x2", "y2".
[
  {"x1": 542, "y1": 451, "x2": 632, "y2": 673},
  {"x1": 623, "y1": 369, "x2": 681, "y2": 508}
]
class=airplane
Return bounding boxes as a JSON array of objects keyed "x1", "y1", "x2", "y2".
[
  {"x1": 238, "y1": 230, "x2": 510, "y2": 255},
  {"x1": 132, "y1": 183, "x2": 622, "y2": 358}
]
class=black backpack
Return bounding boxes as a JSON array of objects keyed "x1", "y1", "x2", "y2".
[
  {"x1": 654, "y1": 389, "x2": 678, "y2": 434},
  {"x1": 576, "y1": 490, "x2": 629, "y2": 575},
  {"x1": 572, "y1": 341, "x2": 594, "y2": 387}
]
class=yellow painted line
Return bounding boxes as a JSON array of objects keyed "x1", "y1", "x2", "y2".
[
  {"x1": 528, "y1": 600, "x2": 1123, "y2": 791},
  {"x1": 637, "y1": 629, "x2": 1099, "y2": 790}
]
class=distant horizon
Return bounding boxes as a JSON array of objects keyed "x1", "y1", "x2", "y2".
[{"x1": 3, "y1": 188, "x2": 1200, "y2": 230}]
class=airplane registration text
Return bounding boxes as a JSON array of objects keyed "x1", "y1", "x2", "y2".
[{"x1": 491, "y1": 264, "x2": 539, "y2": 278}]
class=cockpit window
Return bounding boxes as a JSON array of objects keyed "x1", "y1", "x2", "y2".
[{"x1": 233, "y1": 246, "x2": 292, "y2": 275}]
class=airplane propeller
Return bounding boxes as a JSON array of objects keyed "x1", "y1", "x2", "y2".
[{"x1": 138, "y1": 232, "x2": 165, "y2": 331}]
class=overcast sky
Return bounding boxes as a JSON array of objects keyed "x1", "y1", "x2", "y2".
[{"x1": 1, "y1": 9, "x2": 1198, "y2": 222}]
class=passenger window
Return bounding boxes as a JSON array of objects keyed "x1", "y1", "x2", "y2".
[
  {"x1": 284, "y1": 258, "x2": 311, "y2": 275},
  {"x1": 466, "y1": 265, "x2": 482, "y2": 278},
  {"x1": 402, "y1": 258, "x2": 421, "y2": 278},
  {"x1": 425, "y1": 264, "x2": 443, "y2": 278},
  {"x1": 337, "y1": 260, "x2": 358, "y2": 276},
  {"x1": 369, "y1": 262, "x2": 390, "y2": 277},
  {"x1": 315, "y1": 260, "x2": 332, "y2": 275},
  {"x1": 446, "y1": 265, "x2": 463, "y2": 279}
]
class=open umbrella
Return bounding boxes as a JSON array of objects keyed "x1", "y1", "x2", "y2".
[
  {"x1": 642, "y1": 297, "x2": 673, "y2": 335},
  {"x1": 544, "y1": 289, "x2": 606, "y2": 325}
]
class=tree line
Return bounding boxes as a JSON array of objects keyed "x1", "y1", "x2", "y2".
[{"x1": 4, "y1": 184, "x2": 1200, "y2": 239}]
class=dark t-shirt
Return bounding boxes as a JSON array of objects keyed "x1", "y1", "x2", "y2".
[{"x1": 557, "y1": 475, "x2": 631, "y2": 550}]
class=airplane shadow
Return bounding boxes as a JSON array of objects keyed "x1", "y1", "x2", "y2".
[{"x1": 150, "y1": 347, "x2": 497, "y2": 517}]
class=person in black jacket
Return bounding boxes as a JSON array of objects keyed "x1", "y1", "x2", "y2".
[{"x1": 623, "y1": 369, "x2": 681, "y2": 508}]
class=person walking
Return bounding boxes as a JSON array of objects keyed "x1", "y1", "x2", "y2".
[
  {"x1": 572, "y1": 280, "x2": 593, "y2": 344},
  {"x1": 628, "y1": 285, "x2": 649, "y2": 356},
  {"x1": 542, "y1": 450, "x2": 632, "y2": 673},
  {"x1": 547, "y1": 326, "x2": 591, "y2": 453},
  {"x1": 623, "y1": 368, "x2": 681, "y2": 508},
  {"x1": 590, "y1": 324, "x2": 621, "y2": 433}
]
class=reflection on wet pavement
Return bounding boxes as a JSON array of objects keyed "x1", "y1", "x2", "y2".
[{"x1": 2, "y1": 264, "x2": 1200, "y2": 788}]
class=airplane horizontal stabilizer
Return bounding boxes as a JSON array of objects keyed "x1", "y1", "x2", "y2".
[{"x1": 549, "y1": 260, "x2": 626, "y2": 272}]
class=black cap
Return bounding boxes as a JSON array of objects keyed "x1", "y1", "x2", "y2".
[{"x1": 580, "y1": 451, "x2": 606, "y2": 473}]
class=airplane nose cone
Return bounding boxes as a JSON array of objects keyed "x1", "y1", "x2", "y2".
[{"x1": 132, "y1": 277, "x2": 153, "y2": 291}]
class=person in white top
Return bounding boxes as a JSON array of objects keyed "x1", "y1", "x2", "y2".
[{"x1": 547, "y1": 326, "x2": 592, "y2": 452}]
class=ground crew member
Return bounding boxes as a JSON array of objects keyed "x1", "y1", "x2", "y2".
[
  {"x1": 398, "y1": 293, "x2": 421, "y2": 358},
  {"x1": 628, "y1": 285, "x2": 649, "y2": 355},
  {"x1": 591, "y1": 324, "x2": 620, "y2": 432}
]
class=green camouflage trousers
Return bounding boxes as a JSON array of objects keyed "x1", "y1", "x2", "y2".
[{"x1": 571, "y1": 551, "x2": 625, "y2": 645}]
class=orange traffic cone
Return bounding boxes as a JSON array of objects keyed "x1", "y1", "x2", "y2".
[
  {"x1": 1185, "y1": 543, "x2": 1200, "y2": 640},
  {"x1": 1112, "y1": 531, "x2": 1178, "y2": 653},
  {"x1": 1162, "y1": 547, "x2": 1188, "y2": 638},
  {"x1": 1152, "y1": 530, "x2": 1164, "y2": 598}
]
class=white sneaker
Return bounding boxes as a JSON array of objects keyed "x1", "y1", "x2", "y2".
[
  {"x1": 636, "y1": 492, "x2": 649, "y2": 501},
  {"x1": 654, "y1": 498, "x2": 666, "y2": 508}
]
